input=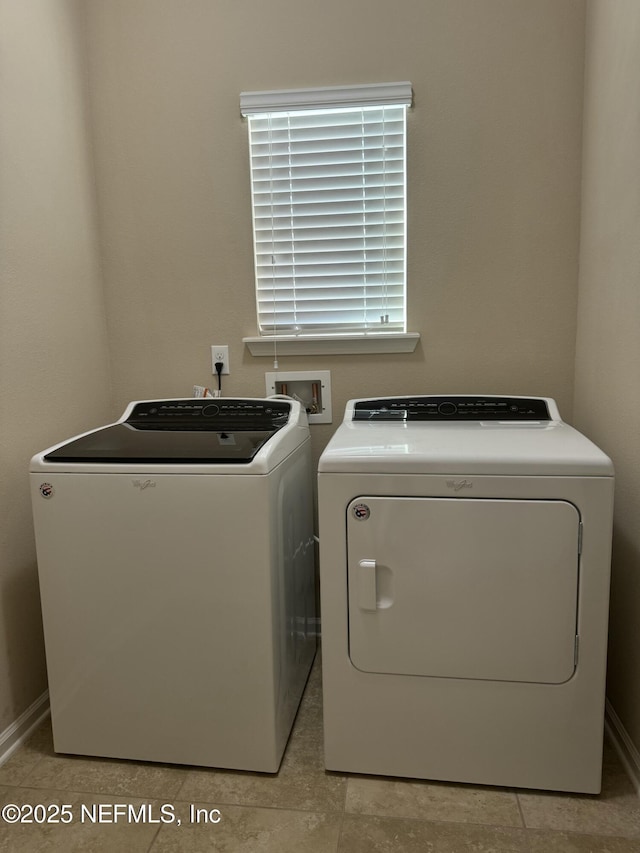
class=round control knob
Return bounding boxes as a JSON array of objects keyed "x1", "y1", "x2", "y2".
[
  {"x1": 438, "y1": 401, "x2": 458, "y2": 415},
  {"x1": 202, "y1": 404, "x2": 220, "y2": 417}
]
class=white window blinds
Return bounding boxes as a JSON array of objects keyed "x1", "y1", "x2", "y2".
[{"x1": 240, "y1": 83, "x2": 412, "y2": 336}]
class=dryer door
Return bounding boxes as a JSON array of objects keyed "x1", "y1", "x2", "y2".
[{"x1": 347, "y1": 497, "x2": 580, "y2": 684}]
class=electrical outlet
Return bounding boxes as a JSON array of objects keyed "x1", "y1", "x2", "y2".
[{"x1": 211, "y1": 345, "x2": 230, "y2": 375}]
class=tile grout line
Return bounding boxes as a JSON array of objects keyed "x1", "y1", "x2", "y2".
[
  {"x1": 144, "y1": 819, "x2": 164, "y2": 853},
  {"x1": 11, "y1": 751, "x2": 48, "y2": 791},
  {"x1": 515, "y1": 790, "x2": 528, "y2": 829},
  {"x1": 334, "y1": 810, "x2": 347, "y2": 853},
  {"x1": 516, "y1": 793, "x2": 536, "y2": 853}
]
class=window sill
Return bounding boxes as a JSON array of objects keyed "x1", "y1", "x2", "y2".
[{"x1": 243, "y1": 332, "x2": 420, "y2": 357}]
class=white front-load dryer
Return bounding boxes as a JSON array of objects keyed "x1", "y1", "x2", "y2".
[
  {"x1": 31, "y1": 398, "x2": 316, "y2": 772},
  {"x1": 318, "y1": 395, "x2": 614, "y2": 793}
]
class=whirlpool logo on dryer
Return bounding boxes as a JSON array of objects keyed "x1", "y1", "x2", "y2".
[{"x1": 132, "y1": 479, "x2": 156, "y2": 490}]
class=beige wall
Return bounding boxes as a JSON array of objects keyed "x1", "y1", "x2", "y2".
[
  {"x1": 84, "y1": 0, "x2": 586, "y2": 464},
  {"x1": 575, "y1": 0, "x2": 640, "y2": 755},
  {"x1": 0, "y1": 0, "x2": 112, "y2": 731},
  {"x1": 1, "y1": 0, "x2": 598, "y2": 737}
]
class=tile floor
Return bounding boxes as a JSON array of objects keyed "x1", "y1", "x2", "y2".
[{"x1": 1, "y1": 654, "x2": 639, "y2": 852}]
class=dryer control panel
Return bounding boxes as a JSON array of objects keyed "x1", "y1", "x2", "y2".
[{"x1": 353, "y1": 396, "x2": 550, "y2": 421}]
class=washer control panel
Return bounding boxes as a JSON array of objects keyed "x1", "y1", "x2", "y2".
[
  {"x1": 127, "y1": 399, "x2": 291, "y2": 429},
  {"x1": 353, "y1": 396, "x2": 550, "y2": 421}
]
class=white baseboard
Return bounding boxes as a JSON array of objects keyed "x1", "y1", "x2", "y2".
[
  {"x1": 605, "y1": 697, "x2": 640, "y2": 797},
  {"x1": 0, "y1": 691, "x2": 50, "y2": 768}
]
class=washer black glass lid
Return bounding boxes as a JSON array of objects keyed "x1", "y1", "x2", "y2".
[{"x1": 44, "y1": 399, "x2": 291, "y2": 464}]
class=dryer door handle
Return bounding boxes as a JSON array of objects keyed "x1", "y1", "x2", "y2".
[{"x1": 358, "y1": 559, "x2": 378, "y2": 611}]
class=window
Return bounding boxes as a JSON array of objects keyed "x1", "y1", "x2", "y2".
[{"x1": 240, "y1": 83, "x2": 412, "y2": 339}]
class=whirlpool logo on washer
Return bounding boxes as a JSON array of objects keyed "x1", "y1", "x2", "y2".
[{"x1": 446, "y1": 479, "x2": 473, "y2": 492}]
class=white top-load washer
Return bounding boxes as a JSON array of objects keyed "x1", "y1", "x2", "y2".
[
  {"x1": 318, "y1": 395, "x2": 614, "y2": 793},
  {"x1": 31, "y1": 397, "x2": 316, "y2": 772}
]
